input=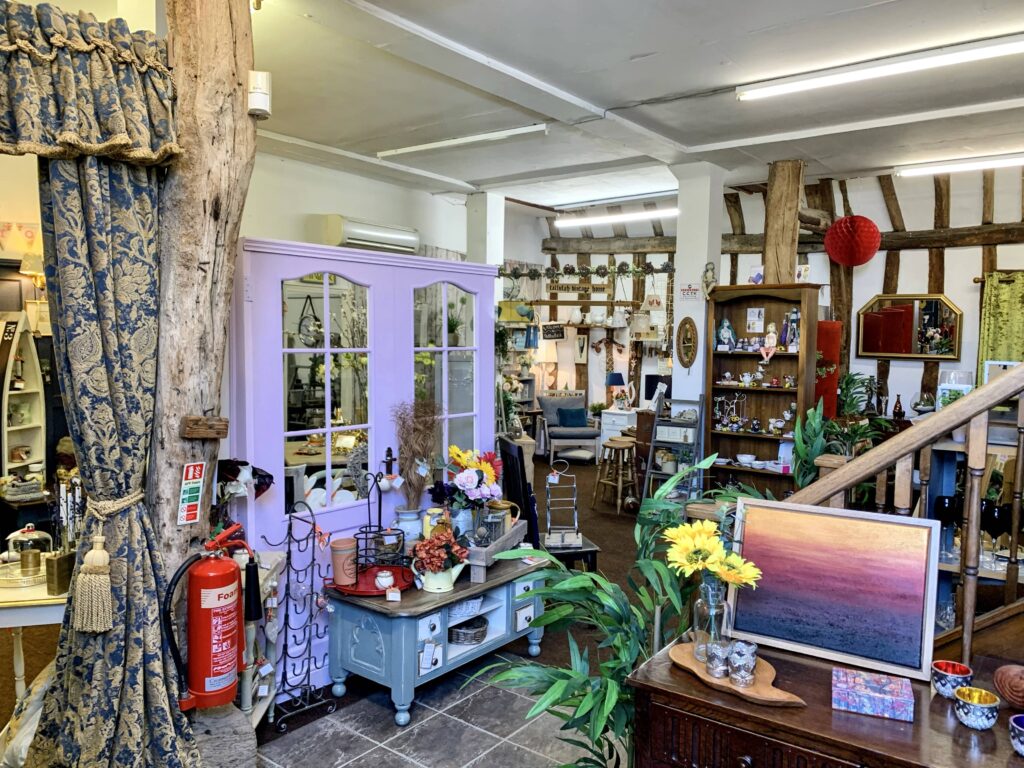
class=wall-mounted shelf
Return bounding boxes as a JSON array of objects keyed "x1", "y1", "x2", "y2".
[{"x1": 0, "y1": 312, "x2": 45, "y2": 479}]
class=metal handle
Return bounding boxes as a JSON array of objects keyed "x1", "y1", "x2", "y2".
[
  {"x1": 429, "y1": 622, "x2": 437, "y2": 633},
  {"x1": 522, "y1": 585, "x2": 531, "y2": 593},
  {"x1": 736, "y1": 757, "x2": 753, "y2": 768},
  {"x1": 524, "y1": 615, "x2": 532, "y2": 623},
  {"x1": 431, "y1": 658, "x2": 439, "y2": 667}
]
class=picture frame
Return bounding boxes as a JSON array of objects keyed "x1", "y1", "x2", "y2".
[
  {"x1": 982, "y1": 360, "x2": 1020, "y2": 385},
  {"x1": 730, "y1": 498, "x2": 940, "y2": 681},
  {"x1": 24, "y1": 299, "x2": 51, "y2": 336},
  {"x1": 745, "y1": 307, "x2": 765, "y2": 334},
  {"x1": 510, "y1": 328, "x2": 527, "y2": 350},
  {"x1": 936, "y1": 382, "x2": 973, "y2": 410},
  {"x1": 573, "y1": 332, "x2": 589, "y2": 364}
]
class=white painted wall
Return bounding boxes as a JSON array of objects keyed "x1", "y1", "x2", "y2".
[
  {"x1": 242, "y1": 154, "x2": 467, "y2": 250},
  {"x1": 503, "y1": 204, "x2": 548, "y2": 266}
]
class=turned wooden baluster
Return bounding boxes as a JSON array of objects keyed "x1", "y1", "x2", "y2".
[
  {"x1": 815, "y1": 455, "x2": 849, "y2": 508},
  {"x1": 919, "y1": 446, "x2": 932, "y2": 519},
  {"x1": 1005, "y1": 406, "x2": 1024, "y2": 605},
  {"x1": 960, "y1": 413, "x2": 989, "y2": 666},
  {"x1": 893, "y1": 453, "x2": 915, "y2": 516},
  {"x1": 875, "y1": 469, "x2": 888, "y2": 513}
]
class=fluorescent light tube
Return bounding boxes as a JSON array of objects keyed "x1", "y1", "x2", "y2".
[
  {"x1": 377, "y1": 124, "x2": 548, "y2": 158},
  {"x1": 894, "y1": 152, "x2": 1024, "y2": 177},
  {"x1": 554, "y1": 208, "x2": 679, "y2": 229},
  {"x1": 736, "y1": 33, "x2": 1024, "y2": 101}
]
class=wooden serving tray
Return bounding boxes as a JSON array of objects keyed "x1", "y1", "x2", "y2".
[{"x1": 669, "y1": 641, "x2": 806, "y2": 708}]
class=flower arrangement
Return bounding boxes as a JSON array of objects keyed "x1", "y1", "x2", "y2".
[
  {"x1": 431, "y1": 446, "x2": 503, "y2": 508},
  {"x1": 412, "y1": 527, "x2": 469, "y2": 573},
  {"x1": 663, "y1": 519, "x2": 761, "y2": 589}
]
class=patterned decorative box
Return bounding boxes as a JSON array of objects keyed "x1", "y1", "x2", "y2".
[{"x1": 831, "y1": 667, "x2": 915, "y2": 722}]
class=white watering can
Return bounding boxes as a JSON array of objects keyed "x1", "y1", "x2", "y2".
[{"x1": 410, "y1": 560, "x2": 467, "y2": 593}]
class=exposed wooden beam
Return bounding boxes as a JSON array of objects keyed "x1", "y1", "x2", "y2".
[
  {"x1": 644, "y1": 201, "x2": 665, "y2": 238},
  {"x1": 820, "y1": 179, "x2": 852, "y2": 373},
  {"x1": 982, "y1": 169, "x2": 997, "y2": 275},
  {"x1": 763, "y1": 160, "x2": 804, "y2": 284},
  {"x1": 542, "y1": 221, "x2": 1024, "y2": 255},
  {"x1": 606, "y1": 205, "x2": 628, "y2": 239},
  {"x1": 922, "y1": 174, "x2": 951, "y2": 398},
  {"x1": 723, "y1": 192, "x2": 745, "y2": 285},
  {"x1": 797, "y1": 208, "x2": 831, "y2": 234},
  {"x1": 876, "y1": 174, "x2": 906, "y2": 401}
]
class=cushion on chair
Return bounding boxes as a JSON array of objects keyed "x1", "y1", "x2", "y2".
[
  {"x1": 548, "y1": 426, "x2": 601, "y2": 439},
  {"x1": 538, "y1": 395, "x2": 585, "y2": 427},
  {"x1": 557, "y1": 407, "x2": 588, "y2": 428}
]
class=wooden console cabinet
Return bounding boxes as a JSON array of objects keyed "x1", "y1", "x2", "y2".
[{"x1": 628, "y1": 644, "x2": 1018, "y2": 768}]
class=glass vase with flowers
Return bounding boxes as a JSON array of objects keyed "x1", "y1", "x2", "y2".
[
  {"x1": 429, "y1": 446, "x2": 503, "y2": 544},
  {"x1": 663, "y1": 519, "x2": 761, "y2": 661}
]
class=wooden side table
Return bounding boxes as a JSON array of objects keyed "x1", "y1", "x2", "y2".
[{"x1": 325, "y1": 559, "x2": 545, "y2": 726}]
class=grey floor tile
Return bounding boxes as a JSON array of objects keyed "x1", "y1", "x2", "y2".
[
  {"x1": 509, "y1": 712, "x2": 590, "y2": 765},
  {"x1": 464, "y1": 742, "x2": 556, "y2": 768},
  {"x1": 386, "y1": 713, "x2": 500, "y2": 768},
  {"x1": 257, "y1": 756, "x2": 287, "y2": 768},
  {"x1": 453, "y1": 653, "x2": 509, "y2": 683},
  {"x1": 344, "y1": 746, "x2": 422, "y2": 768},
  {"x1": 443, "y1": 685, "x2": 535, "y2": 738},
  {"x1": 415, "y1": 674, "x2": 484, "y2": 711},
  {"x1": 331, "y1": 689, "x2": 437, "y2": 743},
  {"x1": 258, "y1": 716, "x2": 376, "y2": 767}
]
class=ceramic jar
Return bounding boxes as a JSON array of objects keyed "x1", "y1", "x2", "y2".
[
  {"x1": 330, "y1": 537, "x2": 358, "y2": 586},
  {"x1": 393, "y1": 508, "x2": 422, "y2": 555}
]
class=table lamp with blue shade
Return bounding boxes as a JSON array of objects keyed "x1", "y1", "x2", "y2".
[
  {"x1": 606, "y1": 372, "x2": 630, "y2": 409},
  {"x1": 605, "y1": 372, "x2": 625, "y2": 388}
]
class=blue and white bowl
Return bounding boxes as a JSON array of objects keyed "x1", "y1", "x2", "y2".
[
  {"x1": 932, "y1": 660, "x2": 973, "y2": 699},
  {"x1": 1010, "y1": 714, "x2": 1024, "y2": 757},
  {"x1": 953, "y1": 687, "x2": 999, "y2": 731}
]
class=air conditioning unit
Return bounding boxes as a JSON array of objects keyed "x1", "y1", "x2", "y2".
[{"x1": 319, "y1": 215, "x2": 421, "y2": 254}]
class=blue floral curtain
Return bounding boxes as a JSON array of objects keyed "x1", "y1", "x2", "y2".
[{"x1": 1, "y1": 3, "x2": 197, "y2": 766}]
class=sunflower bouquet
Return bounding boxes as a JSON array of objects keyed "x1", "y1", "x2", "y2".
[{"x1": 663, "y1": 519, "x2": 761, "y2": 658}]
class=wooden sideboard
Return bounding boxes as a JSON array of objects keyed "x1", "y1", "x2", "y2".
[{"x1": 628, "y1": 644, "x2": 1020, "y2": 768}]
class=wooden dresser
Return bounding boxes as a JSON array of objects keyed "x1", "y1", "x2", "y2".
[{"x1": 627, "y1": 644, "x2": 1019, "y2": 768}]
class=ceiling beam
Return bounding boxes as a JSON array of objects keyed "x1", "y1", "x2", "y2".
[
  {"x1": 543, "y1": 221, "x2": 1024, "y2": 255},
  {"x1": 337, "y1": 0, "x2": 689, "y2": 163}
]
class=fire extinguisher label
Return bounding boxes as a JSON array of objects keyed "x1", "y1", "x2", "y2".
[
  {"x1": 200, "y1": 581, "x2": 239, "y2": 608},
  {"x1": 205, "y1": 669, "x2": 236, "y2": 693}
]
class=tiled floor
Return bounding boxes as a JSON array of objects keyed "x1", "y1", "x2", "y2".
[{"x1": 256, "y1": 653, "x2": 590, "y2": 768}]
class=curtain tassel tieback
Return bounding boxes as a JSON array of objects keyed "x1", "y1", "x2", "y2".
[{"x1": 72, "y1": 490, "x2": 144, "y2": 634}]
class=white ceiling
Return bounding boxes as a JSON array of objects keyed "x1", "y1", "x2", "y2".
[{"x1": 253, "y1": 0, "x2": 1024, "y2": 206}]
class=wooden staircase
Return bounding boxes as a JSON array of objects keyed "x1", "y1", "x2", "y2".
[{"x1": 785, "y1": 363, "x2": 1024, "y2": 666}]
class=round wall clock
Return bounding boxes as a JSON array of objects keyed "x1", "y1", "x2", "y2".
[{"x1": 675, "y1": 317, "x2": 698, "y2": 368}]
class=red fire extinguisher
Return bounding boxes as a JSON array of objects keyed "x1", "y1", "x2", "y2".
[{"x1": 161, "y1": 523, "x2": 263, "y2": 711}]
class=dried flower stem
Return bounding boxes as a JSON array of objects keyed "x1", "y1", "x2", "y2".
[{"x1": 392, "y1": 399, "x2": 439, "y2": 510}]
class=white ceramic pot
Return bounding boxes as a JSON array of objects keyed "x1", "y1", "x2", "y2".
[{"x1": 411, "y1": 561, "x2": 467, "y2": 593}]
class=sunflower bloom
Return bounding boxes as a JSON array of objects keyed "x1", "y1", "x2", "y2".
[
  {"x1": 663, "y1": 519, "x2": 719, "y2": 547},
  {"x1": 666, "y1": 532, "x2": 727, "y2": 578},
  {"x1": 709, "y1": 552, "x2": 762, "y2": 589}
]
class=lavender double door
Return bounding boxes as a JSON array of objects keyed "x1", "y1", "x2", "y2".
[{"x1": 230, "y1": 239, "x2": 496, "y2": 686}]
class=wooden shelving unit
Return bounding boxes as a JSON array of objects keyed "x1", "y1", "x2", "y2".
[
  {"x1": 704, "y1": 284, "x2": 818, "y2": 499},
  {"x1": 0, "y1": 312, "x2": 46, "y2": 479}
]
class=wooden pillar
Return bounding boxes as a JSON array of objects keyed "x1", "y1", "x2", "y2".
[
  {"x1": 724, "y1": 192, "x2": 745, "y2": 285},
  {"x1": 149, "y1": 0, "x2": 257, "y2": 572},
  {"x1": 921, "y1": 175, "x2": 950, "y2": 399},
  {"x1": 763, "y1": 160, "x2": 804, "y2": 284},
  {"x1": 818, "y1": 180, "x2": 852, "y2": 373},
  {"x1": 1006, "y1": 406, "x2": 1024, "y2": 605},
  {"x1": 575, "y1": 253, "x2": 590, "y2": 399},
  {"x1": 876, "y1": 175, "x2": 906, "y2": 403}
]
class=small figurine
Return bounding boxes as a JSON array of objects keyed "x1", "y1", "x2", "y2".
[
  {"x1": 786, "y1": 308, "x2": 801, "y2": 352},
  {"x1": 717, "y1": 318, "x2": 737, "y2": 351},
  {"x1": 779, "y1": 313, "x2": 790, "y2": 347},
  {"x1": 702, "y1": 261, "x2": 717, "y2": 300},
  {"x1": 783, "y1": 374, "x2": 796, "y2": 388},
  {"x1": 760, "y1": 322, "x2": 778, "y2": 362},
  {"x1": 750, "y1": 418, "x2": 762, "y2": 433},
  {"x1": 770, "y1": 376, "x2": 780, "y2": 388}
]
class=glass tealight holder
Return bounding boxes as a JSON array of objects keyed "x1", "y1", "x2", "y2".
[
  {"x1": 728, "y1": 640, "x2": 758, "y2": 688},
  {"x1": 705, "y1": 639, "x2": 732, "y2": 679}
]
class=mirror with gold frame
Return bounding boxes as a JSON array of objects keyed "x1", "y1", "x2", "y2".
[{"x1": 856, "y1": 293, "x2": 962, "y2": 360}]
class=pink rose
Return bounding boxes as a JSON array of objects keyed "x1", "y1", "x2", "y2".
[{"x1": 454, "y1": 469, "x2": 479, "y2": 492}]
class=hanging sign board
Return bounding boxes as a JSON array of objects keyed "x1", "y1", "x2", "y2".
[
  {"x1": 547, "y1": 281, "x2": 594, "y2": 294},
  {"x1": 177, "y1": 462, "x2": 206, "y2": 526},
  {"x1": 542, "y1": 324, "x2": 566, "y2": 340}
]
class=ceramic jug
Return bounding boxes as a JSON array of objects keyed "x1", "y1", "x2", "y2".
[
  {"x1": 411, "y1": 560, "x2": 467, "y2": 593},
  {"x1": 422, "y1": 507, "x2": 446, "y2": 538},
  {"x1": 486, "y1": 499, "x2": 520, "y2": 534},
  {"x1": 392, "y1": 508, "x2": 422, "y2": 554}
]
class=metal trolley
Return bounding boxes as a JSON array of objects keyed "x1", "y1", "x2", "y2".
[{"x1": 543, "y1": 460, "x2": 583, "y2": 548}]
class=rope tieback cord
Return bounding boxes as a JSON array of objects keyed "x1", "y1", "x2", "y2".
[{"x1": 74, "y1": 489, "x2": 145, "y2": 633}]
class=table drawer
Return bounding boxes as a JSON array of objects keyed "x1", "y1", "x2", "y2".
[
  {"x1": 603, "y1": 412, "x2": 631, "y2": 428},
  {"x1": 647, "y1": 702, "x2": 858, "y2": 768},
  {"x1": 417, "y1": 612, "x2": 442, "y2": 641},
  {"x1": 514, "y1": 580, "x2": 540, "y2": 599},
  {"x1": 515, "y1": 604, "x2": 536, "y2": 632}
]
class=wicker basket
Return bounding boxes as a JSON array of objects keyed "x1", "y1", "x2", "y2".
[{"x1": 448, "y1": 615, "x2": 488, "y2": 645}]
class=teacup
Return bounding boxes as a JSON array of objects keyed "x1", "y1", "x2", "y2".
[
  {"x1": 931, "y1": 660, "x2": 973, "y2": 699},
  {"x1": 1009, "y1": 714, "x2": 1024, "y2": 757},
  {"x1": 374, "y1": 569, "x2": 395, "y2": 590},
  {"x1": 953, "y1": 686, "x2": 999, "y2": 731}
]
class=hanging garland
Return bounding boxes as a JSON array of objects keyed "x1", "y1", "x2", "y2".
[{"x1": 499, "y1": 260, "x2": 672, "y2": 280}]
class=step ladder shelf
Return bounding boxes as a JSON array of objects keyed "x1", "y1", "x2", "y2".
[
  {"x1": 0, "y1": 312, "x2": 46, "y2": 479},
  {"x1": 644, "y1": 395, "x2": 705, "y2": 501}
]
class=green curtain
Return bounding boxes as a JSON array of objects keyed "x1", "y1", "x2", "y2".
[
  {"x1": 977, "y1": 271, "x2": 1024, "y2": 382},
  {"x1": 1, "y1": 3, "x2": 196, "y2": 766}
]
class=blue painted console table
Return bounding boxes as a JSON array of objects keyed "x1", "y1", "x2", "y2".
[{"x1": 325, "y1": 558, "x2": 545, "y2": 725}]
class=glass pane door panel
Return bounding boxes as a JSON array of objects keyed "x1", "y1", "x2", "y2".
[
  {"x1": 414, "y1": 284, "x2": 443, "y2": 348},
  {"x1": 448, "y1": 415, "x2": 475, "y2": 451},
  {"x1": 415, "y1": 351, "x2": 443, "y2": 406},
  {"x1": 283, "y1": 352, "x2": 324, "y2": 432},
  {"x1": 447, "y1": 285, "x2": 475, "y2": 347},
  {"x1": 283, "y1": 428, "x2": 371, "y2": 509},
  {"x1": 331, "y1": 353, "x2": 369, "y2": 426},
  {"x1": 283, "y1": 277, "x2": 325, "y2": 348},
  {"x1": 448, "y1": 351, "x2": 474, "y2": 414},
  {"x1": 328, "y1": 275, "x2": 368, "y2": 349}
]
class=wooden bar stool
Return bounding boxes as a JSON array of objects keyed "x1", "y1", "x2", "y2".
[{"x1": 592, "y1": 438, "x2": 638, "y2": 514}]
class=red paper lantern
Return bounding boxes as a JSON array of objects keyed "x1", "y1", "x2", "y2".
[{"x1": 824, "y1": 215, "x2": 881, "y2": 267}]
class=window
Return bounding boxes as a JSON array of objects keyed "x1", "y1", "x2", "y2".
[
  {"x1": 282, "y1": 273, "x2": 370, "y2": 510},
  {"x1": 413, "y1": 282, "x2": 476, "y2": 453}
]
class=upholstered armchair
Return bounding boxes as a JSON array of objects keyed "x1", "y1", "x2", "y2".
[{"x1": 537, "y1": 392, "x2": 601, "y2": 463}]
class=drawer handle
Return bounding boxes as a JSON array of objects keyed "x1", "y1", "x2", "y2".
[
  {"x1": 735, "y1": 757, "x2": 753, "y2": 768},
  {"x1": 431, "y1": 658, "x2": 439, "y2": 667},
  {"x1": 523, "y1": 614, "x2": 532, "y2": 623},
  {"x1": 429, "y1": 622, "x2": 437, "y2": 633},
  {"x1": 521, "y1": 585, "x2": 531, "y2": 593}
]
